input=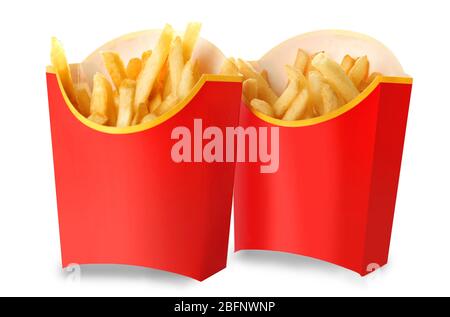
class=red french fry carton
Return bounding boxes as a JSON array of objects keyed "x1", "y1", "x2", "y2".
[
  {"x1": 234, "y1": 30, "x2": 412, "y2": 276},
  {"x1": 47, "y1": 30, "x2": 242, "y2": 281}
]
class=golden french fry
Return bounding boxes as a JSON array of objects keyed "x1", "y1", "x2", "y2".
[
  {"x1": 273, "y1": 65, "x2": 302, "y2": 118},
  {"x1": 348, "y1": 56, "x2": 369, "y2": 89},
  {"x1": 154, "y1": 94, "x2": 178, "y2": 116},
  {"x1": 321, "y1": 83, "x2": 340, "y2": 114},
  {"x1": 304, "y1": 51, "x2": 322, "y2": 74},
  {"x1": 169, "y1": 36, "x2": 184, "y2": 96},
  {"x1": 148, "y1": 93, "x2": 162, "y2": 113},
  {"x1": 101, "y1": 51, "x2": 127, "y2": 90},
  {"x1": 307, "y1": 70, "x2": 325, "y2": 115},
  {"x1": 163, "y1": 73, "x2": 172, "y2": 98},
  {"x1": 182, "y1": 22, "x2": 202, "y2": 62},
  {"x1": 243, "y1": 78, "x2": 257, "y2": 104},
  {"x1": 220, "y1": 58, "x2": 239, "y2": 76},
  {"x1": 193, "y1": 60, "x2": 201, "y2": 82},
  {"x1": 260, "y1": 69, "x2": 269, "y2": 82},
  {"x1": 177, "y1": 59, "x2": 195, "y2": 100},
  {"x1": 154, "y1": 60, "x2": 169, "y2": 96},
  {"x1": 126, "y1": 58, "x2": 142, "y2": 80},
  {"x1": 135, "y1": 24, "x2": 174, "y2": 109},
  {"x1": 141, "y1": 113, "x2": 157, "y2": 124},
  {"x1": 250, "y1": 99, "x2": 275, "y2": 117},
  {"x1": 341, "y1": 54, "x2": 355, "y2": 74},
  {"x1": 74, "y1": 83, "x2": 91, "y2": 117},
  {"x1": 282, "y1": 89, "x2": 309, "y2": 120},
  {"x1": 237, "y1": 59, "x2": 278, "y2": 105},
  {"x1": 294, "y1": 49, "x2": 309, "y2": 74},
  {"x1": 90, "y1": 72, "x2": 116, "y2": 125},
  {"x1": 141, "y1": 50, "x2": 152, "y2": 65},
  {"x1": 360, "y1": 72, "x2": 382, "y2": 90},
  {"x1": 132, "y1": 103, "x2": 148, "y2": 126},
  {"x1": 88, "y1": 112, "x2": 108, "y2": 125},
  {"x1": 286, "y1": 64, "x2": 307, "y2": 88},
  {"x1": 50, "y1": 37, "x2": 77, "y2": 107},
  {"x1": 113, "y1": 90, "x2": 119, "y2": 110},
  {"x1": 311, "y1": 53, "x2": 359, "y2": 102},
  {"x1": 116, "y1": 79, "x2": 136, "y2": 128}
]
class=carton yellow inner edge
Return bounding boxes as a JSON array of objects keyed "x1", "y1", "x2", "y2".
[
  {"x1": 47, "y1": 66, "x2": 242, "y2": 134},
  {"x1": 47, "y1": 66, "x2": 411, "y2": 132}
]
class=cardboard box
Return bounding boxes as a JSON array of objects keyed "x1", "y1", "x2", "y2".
[
  {"x1": 234, "y1": 30, "x2": 412, "y2": 275},
  {"x1": 47, "y1": 30, "x2": 242, "y2": 281}
]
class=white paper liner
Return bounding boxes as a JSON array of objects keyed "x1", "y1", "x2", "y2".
[{"x1": 254, "y1": 30, "x2": 407, "y2": 94}]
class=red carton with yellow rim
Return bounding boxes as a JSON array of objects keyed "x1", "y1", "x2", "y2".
[
  {"x1": 234, "y1": 30, "x2": 412, "y2": 276},
  {"x1": 46, "y1": 30, "x2": 242, "y2": 281}
]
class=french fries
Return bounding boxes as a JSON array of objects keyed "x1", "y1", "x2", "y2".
[
  {"x1": 90, "y1": 73, "x2": 116, "y2": 126},
  {"x1": 238, "y1": 50, "x2": 382, "y2": 121},
  {"x1": 182, "y1": 22, "x2": 202, "y2": 62},
  {"x1": 237, "y1": 59, "x2": 278, "y2": 105},
  {"x1": 102, "y1": 52, "x2": 127, "y2": 90},
  {"x1": 50, "y1": 37, "x2": 77, "y2": 107},
  {"x1": 116, "y1": 79, "x2": 136, "y2": 128},
  {"x1": 135, "y1": 24, "x2": 174, "y2": 109},
  {"x1": 126, "y1": 58, "x2": 142, "y2": 80},
  {"x1": 51, "y1": 22, "x2": 206, "y2": 127}
]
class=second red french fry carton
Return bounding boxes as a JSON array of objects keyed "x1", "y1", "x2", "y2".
[
  {"x1": 234, "y1": 30, "x2": 412, "y2": 276},
  {"x1": 47, "y1": 30, "x2": 242, "y2": 281}
]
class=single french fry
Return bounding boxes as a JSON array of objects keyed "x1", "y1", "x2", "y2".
[
  {"x1": 250, "y1": 99, "x2": 275, "y2": 117},
  {"x1": 101, "y1": 51, "x2": 127, "y2": 90},
  {"x1": 220, "y1": 58, "x2": 239, "y2": 76},
  {"x1": 116, "y1": 79, "x2": 136, "y2": 128},
  {"x1": 50, "y1": 37, "x2": 77, "y2": 106},
  {"x1": 163, "y1": 74, "x2": 172, "y2": 99},
  {"x1": 126, "y1": 58, "x2": 142, "y2": 80},
  {"x1": 141, "y1": 113, "x2": 157, "y2": 124},
  {"x1": 193, "y1": 59, "x2": 201, "y2": 82},
  {"x1": 321, "y1": 83, "x2": 340, "y2": 114},
  {"x1": 154, "y1": 60, "x2": 169, "y2": 96},
  {"x1": 341, "y1": 54, "x2": 355, "y2": 74},
  {"x1": 88, "y1": 112, "x2": 108, "y2": 125},
  {"x1": 286, "y1": 64, "x2": 307, "y2": 88},
  {"x1": 113, "y1": 90, "x2": 119, "y2": 111},
  {"x1": 135, "y1": 24, "x2": 174, "y2": 109},
  {"x1": 141, "y1": 50, "x2": 152, "y2": 65},
  {"x1": 148, "y1": 93, "x2": 162, "y2": 113},
  {"x1": 154, "y1": 94, "x2": 178, "y2": 116},
  {"x1": 348, "y1": 55, "x2": 369, "y2": 89},
  {"x1": 311, "y1": 52, "x2": 359, "y2": 102},
  {"x1": 273, "y1": 65, "x2": 301, "y2": 118},
  {"x1": 360, "y1": 72, "x2": 382, "y2": 90},
  {"x1": 74, "y1": 83, "x2": 91, "y2": 117},
  {"x1": 237, "y1": 59, "x2": 278, "y2": 105},
  {"x1": 307, "y1": 70, "x2": 325, "y2": 115},
  {"x1": 132, "y1": 103, "x2": 148, "y2": 126},
  {"x1": 243, "y1": 78, "x2": 258, "y2": 104},
  {"x1": 260, "y1": 69, "x2": 269, "y2": 82},
  {"x1": 182, "y1": 22, "x2": 202, "y2": 62},
  {"x1": 294, "y1": 49, "x2": 309, "y2": 74},
  {"x1": 305, "y1": 51, "x2": 323, "y2": 74},
  {"x1": 177, "y1": 59, "x2": 195, "y2": 100},
  {"x1": 283, "y1": 89, "x2": 309, "y2": 120},
  {"x1": 90, "y1": 72, "x2": 116, "y2": 125},
  {"x1": 169, "y1": 36, "x2": 184, "y2": 96}
]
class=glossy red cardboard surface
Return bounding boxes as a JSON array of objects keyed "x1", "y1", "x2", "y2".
[
  {"x1": 47, "y1": 72, "x2": 242, "y2": 281},
  {"x1": 234, "y1": 81, "x2": 412, "y2": 275}
]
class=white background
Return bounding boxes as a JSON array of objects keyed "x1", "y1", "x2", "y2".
[{"x1": 0, "y1": 0, "x2": 449, "y2": 296}]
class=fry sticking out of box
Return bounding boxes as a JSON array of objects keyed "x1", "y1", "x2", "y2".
[
  {"x1": 47, "y1": 27, "x2": 242, "y2": 281},
  {"x1": 233, "y1": 30, "x2": 412, "y2": 276}
]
